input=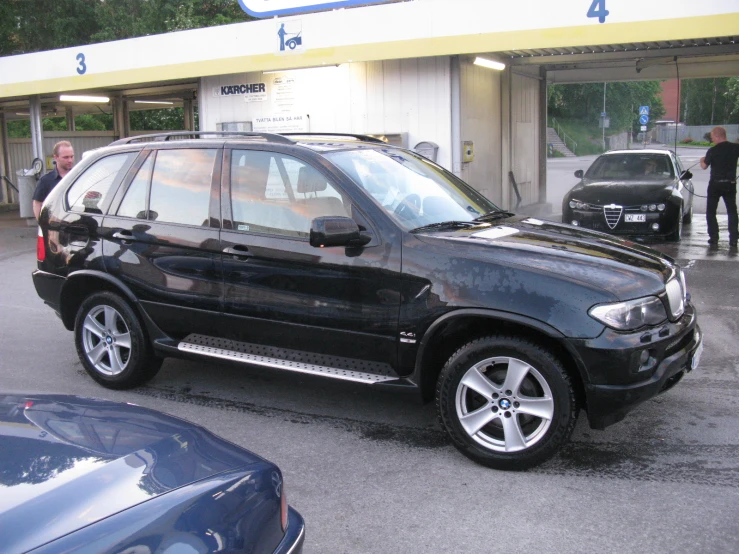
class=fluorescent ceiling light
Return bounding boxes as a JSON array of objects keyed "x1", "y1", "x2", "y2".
[
  {"x1": 134, "y1": 100, "x2": 174, "y2": 105},
  {"x1": 60, "y1": 94, "x2": 110, "y2": 103},
  {"x1": 474, "y1": 57, "x2": 506, "y2": 71},
  {"x1": 263, "y1": 65, "x2": 338, "y2": 75}
]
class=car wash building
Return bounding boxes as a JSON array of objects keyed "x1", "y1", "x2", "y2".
[{"x1": 0, "y1": 0, "x2": 737, "y2": 213}]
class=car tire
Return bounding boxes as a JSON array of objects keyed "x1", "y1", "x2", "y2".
[
  {"x1": 683, "y1": 204, "x2": 693, "y2": 224},
  {"x1": 668, "y1": 207, "x2": 683, "y2": 242},
  {"x1": 436, "y1": 335, "x2": 578, "y2": 470},
  {"x1": 74, "y1": 292, "x2": 162, "y2": 389}
]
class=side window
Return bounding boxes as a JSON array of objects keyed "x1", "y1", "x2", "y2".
[
  {"x1": 117, "y1": 154, "x2": 153, "y2": 219},
  {"x1": 148, "y1": 149, "x2": 217, "y2": 226},
  {"x1": 66, "y1": 153, "x2": 136, "y2": 214},
  {"x1": 230, "y1": 150, "x2": 349, "y2": 238}
]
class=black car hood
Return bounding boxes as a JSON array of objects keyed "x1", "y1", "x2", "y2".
[
  {"x1": 568, "y1": 179, "x2": 675, "y2": 205},
  {"x1": 415, "y1": 216, "x2": 675, "y2": 298},
  {"x1": 0, "y1": 394, "x2": 263, "y2": 551}
]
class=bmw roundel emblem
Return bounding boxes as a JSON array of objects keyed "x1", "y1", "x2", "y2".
[{"x1": 499, "y1": 398, "x2": 511, "y2": 410}]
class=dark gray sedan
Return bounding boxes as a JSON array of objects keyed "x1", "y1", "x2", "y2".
[{"x1": 562, "y1": 149, "x2": 695, "y2": 241}]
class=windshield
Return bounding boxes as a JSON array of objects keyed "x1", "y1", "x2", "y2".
[
  {"x1": 585, "y1": 153, "x2": 675, "y2": 181},
  {"x1": 325, "y1": 148, "x2": 500, "y2": 230}
]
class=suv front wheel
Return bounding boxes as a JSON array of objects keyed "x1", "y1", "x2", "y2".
[
  {"x1": 436, "y1": 336, "x2": 578, "y2": 470},
  {"x1": 74, "y1": 292, "x2": 162, "y2": 389}
]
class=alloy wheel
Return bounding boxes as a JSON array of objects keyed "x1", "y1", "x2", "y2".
[
  {"x1": 81, "y1": 305, "x2": 132, "y2": 376},
  {"x1": 454, "y1": 356, "x2": 554, "y2": 452}
]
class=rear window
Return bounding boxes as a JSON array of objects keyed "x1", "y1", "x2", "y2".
[{"x1": 66, "y1": 153, "x2": 137, "y2": 214}]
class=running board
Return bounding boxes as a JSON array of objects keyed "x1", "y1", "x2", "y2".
[{"x1": 178, "y1": 334, "x2": 397, "y2": 384}]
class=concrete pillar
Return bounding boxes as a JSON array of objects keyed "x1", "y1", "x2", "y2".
[
  {"x1": 500, "y1": 68, "x2": 512, "y2": 211},
  {"x1": 450, "y1": 56, "x2": 462, "y2": 177},
  {"x1": 0, "y1": 113, "x2": 8, "y2": 203},
  {"x1": 66, "y1": 107, "x2": 76, "y2": 131},
  {"x1": 29, "y1": 95, "x2": 44, "y2": 163},
  {"x1": 183, "y1": 98, "x2": 195, "y2": 131},
  {"x1": 538, "y1": 66, "x2": 547, "y2": 204}
]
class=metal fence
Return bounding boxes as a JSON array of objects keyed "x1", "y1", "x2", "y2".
[{"x1": 656, "y1": 124, "x2": 739, "y2": 145}]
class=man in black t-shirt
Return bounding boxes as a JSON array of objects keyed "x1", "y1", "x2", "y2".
[
  {"x1": 32, "y1": 141, "x2": 75, "y2": 220},
  {"x1": 701, "y1": 126, "x2": 739, "y2": 248}
]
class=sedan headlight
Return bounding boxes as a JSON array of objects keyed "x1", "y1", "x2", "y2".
[
  {"x1": 569, "y1": 200, "x2": 588, "y2": 210},
  {"x1": 589, "y1": 296, "x2": 667, "y2": 330}
]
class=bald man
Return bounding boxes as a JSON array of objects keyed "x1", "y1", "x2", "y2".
[
  {"x1": 32, "y1": 141, "x2": 75, "y2": 220},
  {"x1": 700, "y1": 126, "x2": 739, "y2": 248}
]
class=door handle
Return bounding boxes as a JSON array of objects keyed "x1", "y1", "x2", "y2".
[
  {"x1": 112, "y1": 231, "x2": 136, "y2": 243},
  {"x1": 223, "y1": 245, "x2": 252, "y2": 258}
]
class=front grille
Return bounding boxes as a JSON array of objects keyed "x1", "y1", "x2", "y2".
[{"x1": 603, "y1": 205, "x2": 623, "y2": 229}]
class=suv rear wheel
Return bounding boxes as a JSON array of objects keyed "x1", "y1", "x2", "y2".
[
  {"x1": 74, "y1": 292, "x2": 162, "y2": 389},
  {"x1": 436, "y1": 336, "x2": 578, "y2": 470}
]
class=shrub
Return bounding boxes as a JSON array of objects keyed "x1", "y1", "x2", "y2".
[{"x1": 681, "y1": 137, "x2": 693, "y2": 144}]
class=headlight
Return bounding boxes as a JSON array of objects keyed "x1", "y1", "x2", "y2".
[
  {"x1": 657, "y1": 203, "x2": 666, "y2": 211},
  {"x1": 589, "y1": 296, "x2": 667, "y2": 330},
  {"x1": 649, "y1": 204, "x2": 657, "y2": 211},
  {"x1": 569, "y1": 200, "x2": 577, "y2": 209},
  {"x1": 569, "y1": 200, "x2": 588, "y2": 210}
]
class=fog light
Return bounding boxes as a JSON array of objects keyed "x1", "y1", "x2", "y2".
[
  {"x1": 638, "y1": 349, "x2": 656, "y2": 372},
  {"x1": 571, "y1": 220, "x2": 580, "y2": 226},
  {"x1": 652, "y1": 223, "x2": 660, "y2": 231},
  {"x1": 639, "y1": 350, "x2": 650, "y2": 364}
]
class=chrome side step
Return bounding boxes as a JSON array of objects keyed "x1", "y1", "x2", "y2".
[{"x1": 178, "y1": 334, "x2": 397, "y2": 384}]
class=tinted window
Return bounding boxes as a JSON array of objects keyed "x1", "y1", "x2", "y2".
[
  {"x1": 148, "y1": 149, "x2": 217, "y2": 226},
  {"x1": 585, "y1": 154, "x2": 675, "y2": 181},
  {"x1": 326, "y1": 148, "x2": 496, "y2": 230},
  {"x1": 231, "y1": 150, "x2": 348, "y2": 238},
  {"x1": 117, "y1": 154, "x2": 153, "y2": 219},
  {"x1": 66, "y1": 153, "x2": 136, "y2": 214}
]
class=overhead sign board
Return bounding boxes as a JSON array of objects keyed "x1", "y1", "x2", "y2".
[{"x1": 238, "y1": 0, "x2": 393, "y2": 18}]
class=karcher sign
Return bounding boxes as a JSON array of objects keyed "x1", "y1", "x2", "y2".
[{"x1": 238, "y1": 0, "x2": 393, "y2": 18}]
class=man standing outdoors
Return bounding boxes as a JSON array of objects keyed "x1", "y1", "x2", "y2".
[
  {"x1": 700, "y1": 126, "x2": 739, "y2": 248},
  {"x1": 32, "y1": 141, "x2": 75, "y2": 220}
]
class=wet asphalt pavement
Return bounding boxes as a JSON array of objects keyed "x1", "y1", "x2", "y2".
[{"x1": 0, "y1": 209, "x2": 737, "y2": 553}]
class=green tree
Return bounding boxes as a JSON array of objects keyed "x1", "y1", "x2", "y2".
[
  {"x1": 549, "y1": 81, "x2": 666, "y2": 134},
  {"x1": 681, "y1": 78, "x2": 739, "y2": 125}
]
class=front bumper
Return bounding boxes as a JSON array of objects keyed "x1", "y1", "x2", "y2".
[
  {"x1": 571, "y1": 304, "x2": 700, "y2": 430},
  {"x1": 564, "y1": 207, "x2": 679, "y2": 238}
]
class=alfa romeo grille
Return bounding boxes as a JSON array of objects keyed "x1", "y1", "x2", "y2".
[{"x1": 603, "y1": 205, "x2": 623, "y2": 229}]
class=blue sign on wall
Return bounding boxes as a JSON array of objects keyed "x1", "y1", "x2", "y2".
[
  {"x1": 639, "y1": 114, "x2": 649, "y2": 125},
  {"x1": 239, "y1": 0, "x2": 394, "y2": 18}
]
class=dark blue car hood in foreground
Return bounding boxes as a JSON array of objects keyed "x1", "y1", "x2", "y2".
[{"x1": 0, "y1": 394, "x2": 269, "y2": 553}]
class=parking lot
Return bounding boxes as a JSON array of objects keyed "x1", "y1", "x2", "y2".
[{"x1": 1, "y1": 193, "x2": 738, "y2": 552}]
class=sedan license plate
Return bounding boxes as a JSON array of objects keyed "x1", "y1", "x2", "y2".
[
  {"x1": 625, "y1": 214, "x2": 646, "y2": 223},
  {"x1": 690, "y1": 339, "x2": 703, "y2": 371}
]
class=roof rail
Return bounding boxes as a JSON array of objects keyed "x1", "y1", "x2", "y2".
[
  {"x1": 109, "y1": 131, "x2": 296, "y2": 146},
  {"x1": 281, "y1": 132, "x2": 387, "y2": 144}
]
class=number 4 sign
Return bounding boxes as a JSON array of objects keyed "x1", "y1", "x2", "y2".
[{"x1": 587, "y1": 0, "x2": 609, "y2": 23}]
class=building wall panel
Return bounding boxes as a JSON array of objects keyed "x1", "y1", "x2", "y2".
[
  {"x1": 460, "y1": 60, "x2": 502, "y2": 205},
  {"x1": 200, "y1": 57, "x2": 451, "y2": 170}
]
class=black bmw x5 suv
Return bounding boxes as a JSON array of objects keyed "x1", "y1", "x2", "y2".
[{"x1": 33, "y1": 131, "x2": 702, "y2": 470}]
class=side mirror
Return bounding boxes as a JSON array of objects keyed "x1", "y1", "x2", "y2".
[
  {"x1": 574, "y1": 170, "x2": 584, "y2": 179},
  {"x1": 310, "y1": 216, "x2": 371, "y2": 248},
  {"x1": 680, "y1": 170, "x2": 693, "y2": 180}
]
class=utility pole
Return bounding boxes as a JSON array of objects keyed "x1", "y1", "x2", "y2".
[{"x1": 602, "y1": 82, "x2": 607, "y2": 151}]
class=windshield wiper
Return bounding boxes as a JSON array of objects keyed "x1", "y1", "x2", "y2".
[
  {"x1": 410, "y1": 221, "x2": 479, "y2": 233},
  {"x1": 473, "y1": 210, "x2": 515, "y2": 222}
]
